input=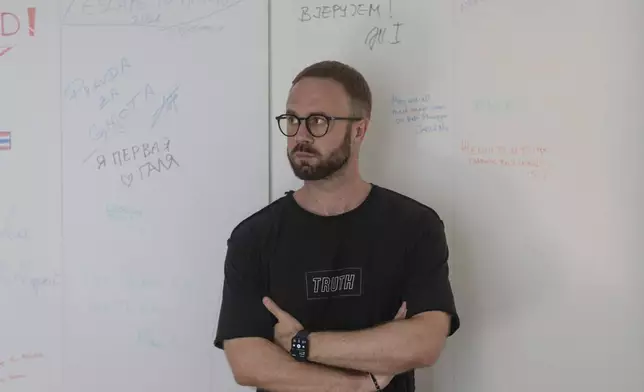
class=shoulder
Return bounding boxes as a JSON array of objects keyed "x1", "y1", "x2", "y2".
[
  {"x1": 373, "y1": 185, "x2": 444, "y2": 230},
  {"x1": 227, "y1": 192, "x2": 292, "y2": 243}
]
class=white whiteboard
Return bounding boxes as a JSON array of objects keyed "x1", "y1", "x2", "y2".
[
  {"x1": 270, "y1": 1, "x2": 644, "y2": 391},
  {"x1": 2, "y1": 0, "x2": 643, "y2": 391},
  {"x1": 1, "y1": 0, "x2": 269, "y2": 391}
]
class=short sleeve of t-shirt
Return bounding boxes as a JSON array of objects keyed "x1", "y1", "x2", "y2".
[
  {"x1": 213, "y1": 222, "x2": 275, "y2": 350},
  {"x1": 403, "y1": 212, "x2": 460, "y2": 336}
]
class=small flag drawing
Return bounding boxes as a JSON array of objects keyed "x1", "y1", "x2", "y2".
[{"x1": 0, "y1": 131, "x2": 11, "y2": 150}]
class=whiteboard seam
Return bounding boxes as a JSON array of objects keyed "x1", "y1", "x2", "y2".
[
  {"x1": 449, "y1": 3, "x2": 457, "y2": 392},
  {"x1": 267, "y1": 0, "x2": 273, "y2": 203},
  {"x1": 59, "y1": 3, "x2": 66, "y2": 390}
]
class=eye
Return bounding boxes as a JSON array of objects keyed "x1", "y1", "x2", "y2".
[{"x1": 311, "y1": 116, "x2": 327, "y2": 125}]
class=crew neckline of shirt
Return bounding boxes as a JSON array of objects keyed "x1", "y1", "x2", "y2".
[{"x1": 286, "y1": 183, "x2": 379, "y2": 220}]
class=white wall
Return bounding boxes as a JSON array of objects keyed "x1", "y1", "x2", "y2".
[{"x1": 270, "y1": 1, "x2": 644, "y2": 391}]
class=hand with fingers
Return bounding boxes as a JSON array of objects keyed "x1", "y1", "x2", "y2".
[{"x1": 262, "y1": 296, "x2": 304, "y2": 353}]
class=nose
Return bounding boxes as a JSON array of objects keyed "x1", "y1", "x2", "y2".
[{"x1": 294, "y1": 120, "x2": 313, "y2": 144}]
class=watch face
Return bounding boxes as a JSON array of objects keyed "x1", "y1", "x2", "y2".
[{"x1": 291, "y1": 336, "x2": 308, "y2": 361}]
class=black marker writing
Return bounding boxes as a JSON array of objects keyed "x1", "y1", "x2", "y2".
[
  {"x1": 96, "y1": 138, "x2": 171, "y2": 170},
  {"x1": 299, "y1": 4, "x2": 381, "y2": 22},
  {"x1": 365, "y1": 22, "x2": 403, "y2": 50},
  {"x1": 391, "y1": 21, "x2": 402, "y2": 44},
  {"x1": 138, "y1": 153, "x2": 180, "y2": 180},
  {"x1": 119, "y1": 152, "x2": 179, "y2": 188}
]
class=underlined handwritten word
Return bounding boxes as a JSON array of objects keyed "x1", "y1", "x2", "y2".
[{"x1": 299, "y1": 4, "x2": 381, "y2": 22}]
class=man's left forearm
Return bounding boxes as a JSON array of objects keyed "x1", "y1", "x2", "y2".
[{"x1": 307, "y1": 313, "x2": 449, "y2": 375}]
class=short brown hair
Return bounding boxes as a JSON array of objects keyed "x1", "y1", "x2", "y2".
[{"x1": 292, "y1": 60, "x2": 372, "y2": 119}]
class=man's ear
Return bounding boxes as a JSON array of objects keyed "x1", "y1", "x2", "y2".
[{"x1": 355, "y1": 120, "x2": 369, "y2": 138}]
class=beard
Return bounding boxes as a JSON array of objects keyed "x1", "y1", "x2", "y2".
[{"x1": 287, "y1": 126, "x2": 351, "y2": 181}]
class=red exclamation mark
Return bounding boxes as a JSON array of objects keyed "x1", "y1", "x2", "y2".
[{"x1": 27, "y1": 7, "x2": 36, "y2": 36}]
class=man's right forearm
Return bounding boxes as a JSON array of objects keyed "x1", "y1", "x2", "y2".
[{"x1": 225, "y1": 338, "x2": 373, "y2": 392}]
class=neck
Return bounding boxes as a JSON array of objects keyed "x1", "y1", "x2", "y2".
[{"x1": 295, "y1": 166, "x2": 371, "y2": 216}]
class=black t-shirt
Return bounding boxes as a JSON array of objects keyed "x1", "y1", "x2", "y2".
[{"x1": 214, "y1": 184, "x2": 460, "y2": 392}]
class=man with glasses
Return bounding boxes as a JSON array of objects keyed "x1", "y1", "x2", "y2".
[{"x1": 214, "y1": 60, "x2": 459, "y2": 391}]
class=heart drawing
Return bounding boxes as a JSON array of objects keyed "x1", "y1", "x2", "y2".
[{"x1": 120, "y1": 173, "x2": 133, "y2": 187}]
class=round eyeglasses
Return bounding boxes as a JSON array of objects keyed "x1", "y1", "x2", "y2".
[{"x1": 275, "y1": 113, "x2": 363, "y2": 138}]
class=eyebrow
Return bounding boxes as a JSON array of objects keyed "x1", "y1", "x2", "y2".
[{"x1": 284, "y1": 109, "x2": 330, "y2": 117}]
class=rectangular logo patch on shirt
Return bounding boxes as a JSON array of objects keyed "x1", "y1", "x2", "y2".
[{"x1": 306, "y1": 267, "x2": 362, "y2": 300}]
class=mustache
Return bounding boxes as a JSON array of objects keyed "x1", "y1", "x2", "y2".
[{"x1": 291, "y1": 144, "x2": 318, "y2": 155}]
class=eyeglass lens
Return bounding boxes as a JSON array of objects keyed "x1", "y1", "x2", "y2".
[{"x1": 279, "y1": 115, "x2": 329, "y2": 137}]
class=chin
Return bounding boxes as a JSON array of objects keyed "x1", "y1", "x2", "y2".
[{"x1": 291, "y1": 166, "x2": 319, "y2": 181}]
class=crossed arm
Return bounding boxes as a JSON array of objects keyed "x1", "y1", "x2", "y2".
[
  {"x1": 262, "y1": 297, "x2": 451, "y2": 375},
  {"x1": 306, "y1": 309, "x2": 451, "y2": 374},
  {"x1": 224, "y1": 337, "x2": 374, "y2": 392},
  {"x1": 223, "y1": 298, "x2": 451, "y2": 391}
]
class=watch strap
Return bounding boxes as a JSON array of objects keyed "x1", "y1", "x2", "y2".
[{"x1": 369, "y1": 373, "x2": 382, "y2": 391}]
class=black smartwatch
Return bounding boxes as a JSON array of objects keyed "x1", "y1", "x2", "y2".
[{"x1": 290, "y1": 329, "x2": 310, "y2": 362}]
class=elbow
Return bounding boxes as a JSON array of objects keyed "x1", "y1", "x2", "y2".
[
  {"x1": 222, "y1": 338, "x2": 266, "y2": 387},
  {"x1": 231, "y1": 370, "x2": 256, "y2": 387},
  {"x1": 228, "y1": 356, "x2": 258, "y2": 387},
  {"x1": 386, "y1": 347, "x2": 438, "y2": 374},
  {"x1": 415, "y1": 348, "x2": 440, "y2": 368},
  {"x1": 410, "y1": 340, "x2": 444, "y2": 369},
  {"x1": 228, "y1": 359, "x2": 255, "y2": 386},
  {"x1": 382, "y1": 339, "x2": 443, "y2": 374},
  {"x1": 395, "y1": 351, "x2": 436, "y2": 374},
  {"x1": 407, "y1": 315, "x2": 449, "y2": 369}
]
